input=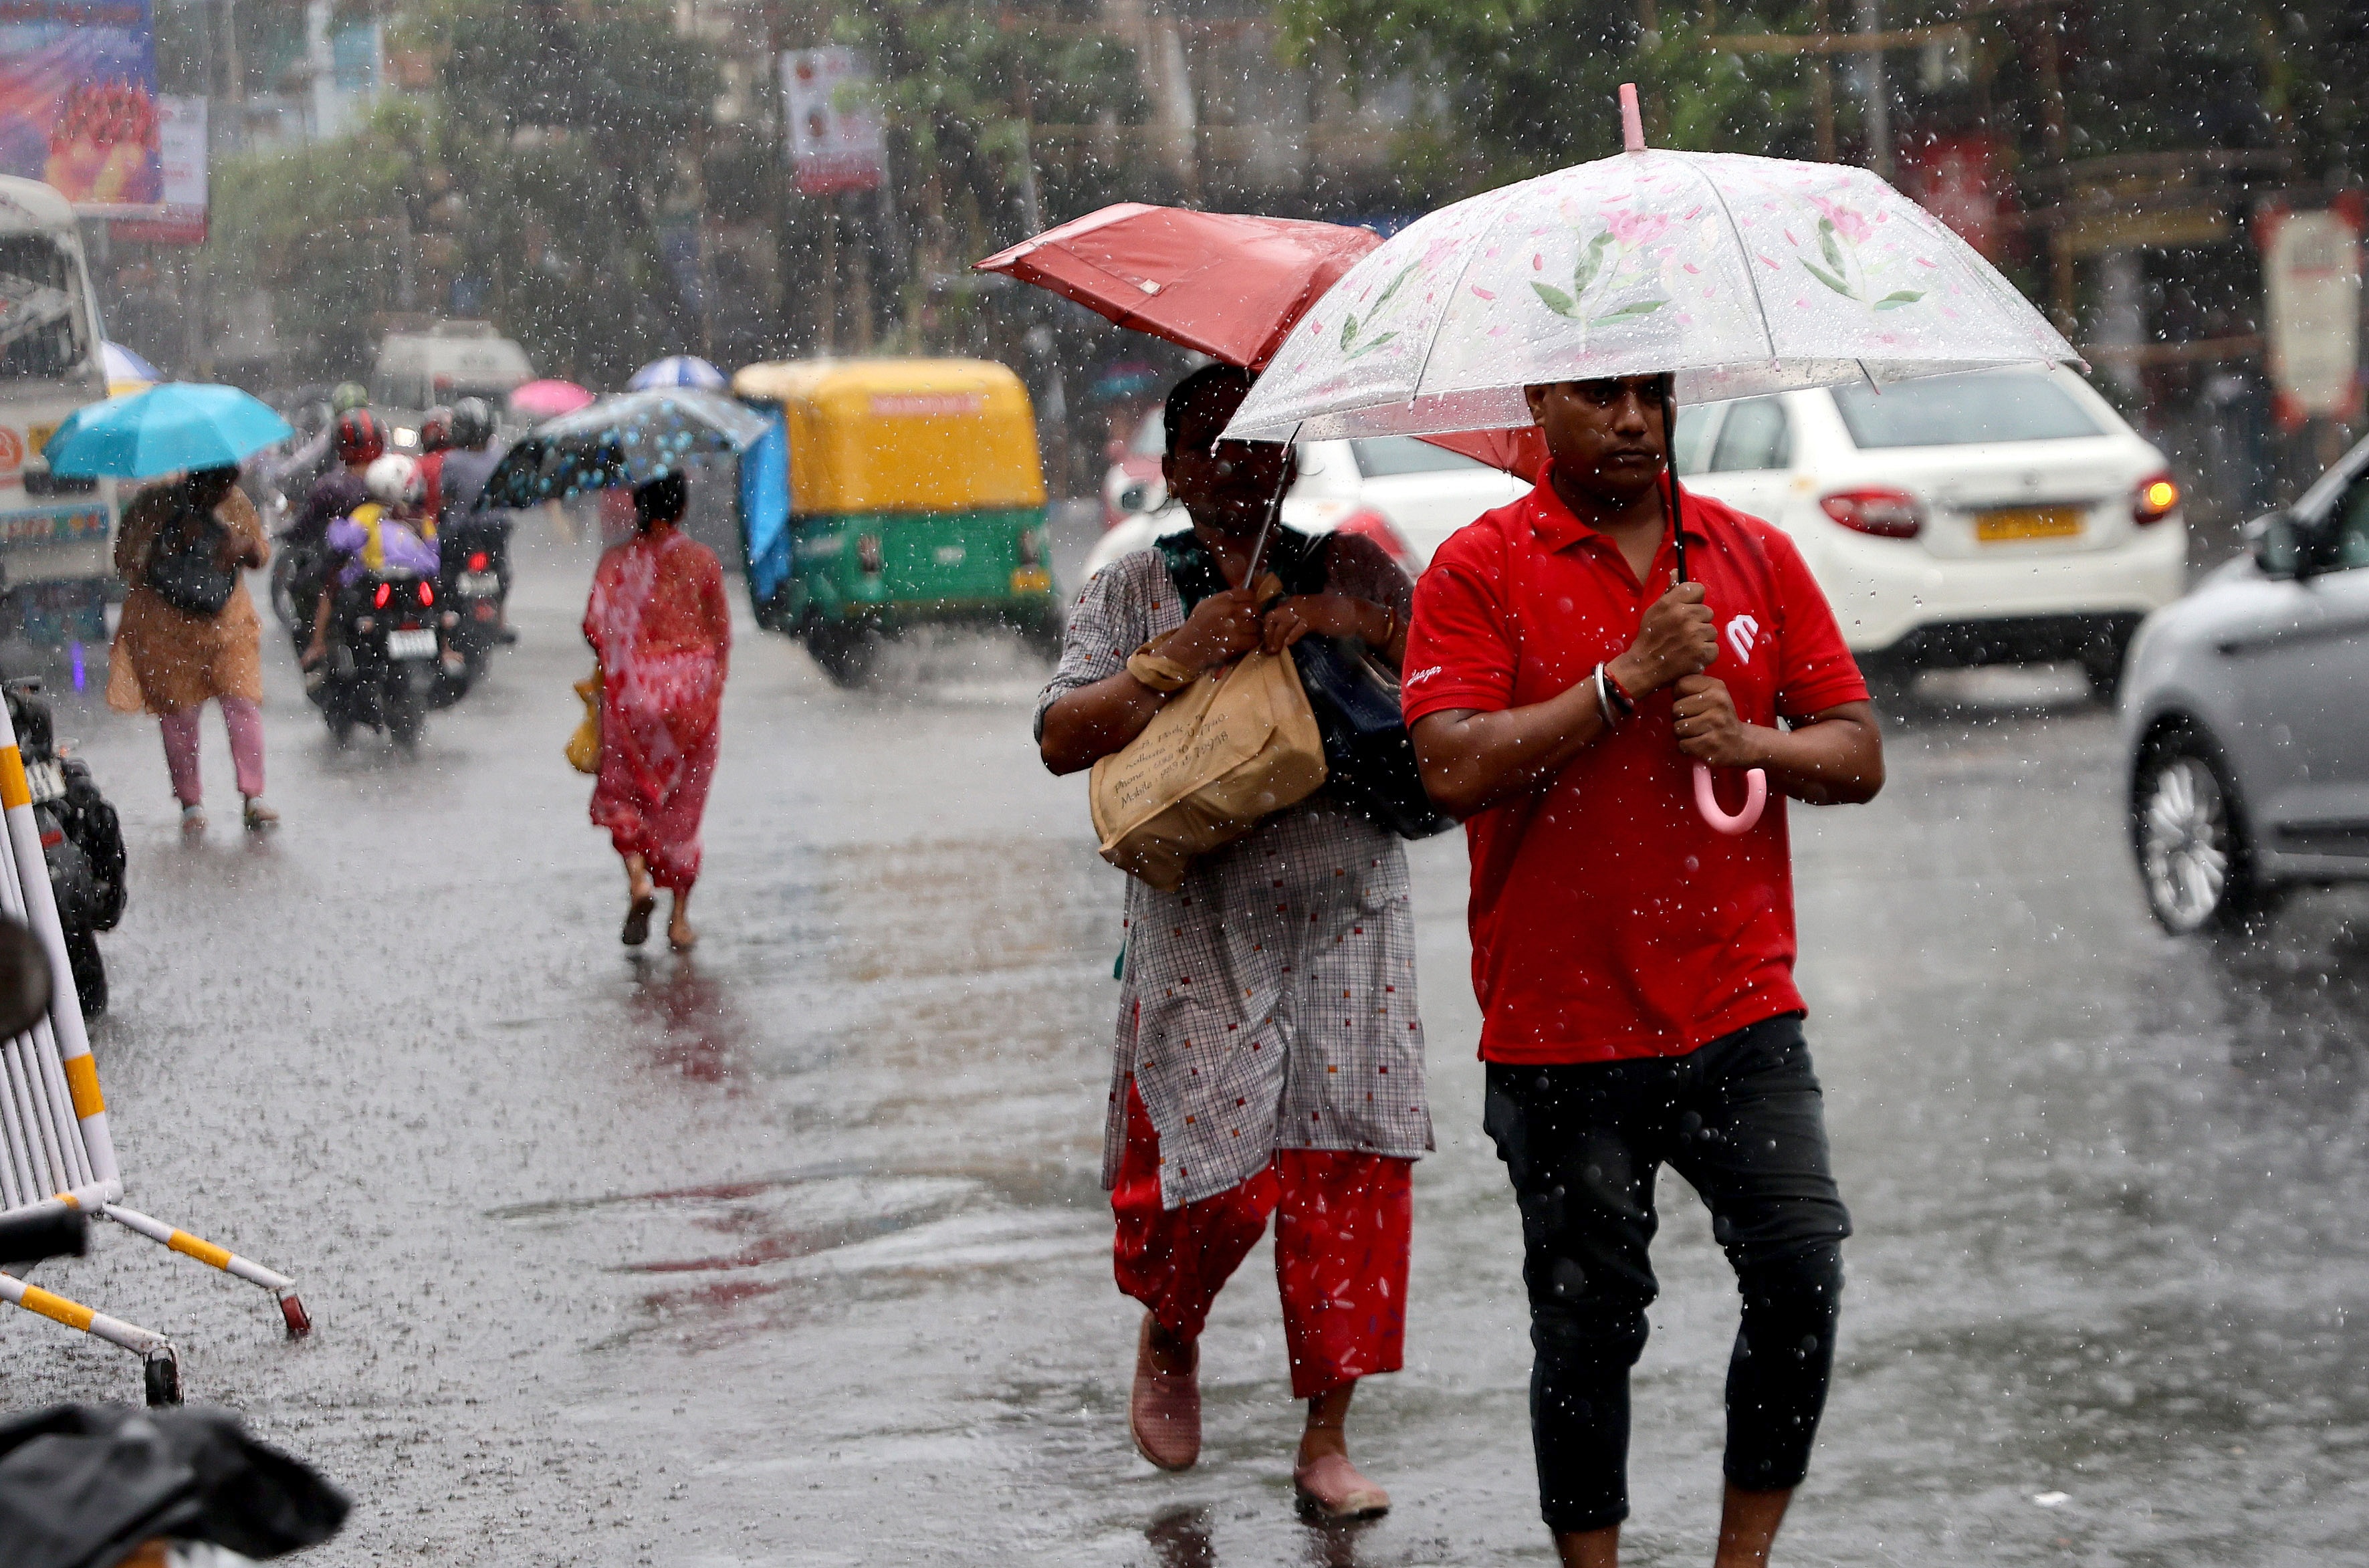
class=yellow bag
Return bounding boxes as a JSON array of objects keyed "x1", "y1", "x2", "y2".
[
  {"x1": 566, "y1": 671, "x2": 602, "y2": 775},
  {"x1": 1089, "y1": 647, "x2": 1328, "y2": 892}
]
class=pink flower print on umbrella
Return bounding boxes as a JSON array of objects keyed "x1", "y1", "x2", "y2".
[{"x1": 1799, "y1": 197, "x2": 1926, "y2": 313}]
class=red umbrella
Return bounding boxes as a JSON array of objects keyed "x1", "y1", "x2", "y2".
[
  {"x1": 510, "y1": 379, "x2": 595, "y2": 421},
  {"x1": 978, "y1": 204, "x2": 1541, "y2": 478},
  {"x1": 977, "y1": 204, "x2": 1382, "y2": 371}
]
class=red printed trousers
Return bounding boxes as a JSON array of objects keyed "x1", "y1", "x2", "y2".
[{"x1": 1111, "y1": 1079, "x2": 1413, "y2": 1400}]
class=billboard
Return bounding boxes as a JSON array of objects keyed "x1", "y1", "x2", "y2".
[
  {"x1": 0, "y1": 0, "x2": 162, "y2": 215},
  {"x1": 782, "y1": 47, "x2": 883, "y2": 197}
]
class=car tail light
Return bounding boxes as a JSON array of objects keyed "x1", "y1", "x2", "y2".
[
  {"x1": 372, "y1": 582, "x2": 391, "y2": 608},
  {"x1": 856, "y1": 534, "x2": 884, "y2": 574},
  {"x1": 1819, "y1": 487, "x2": 1924, "y2": 539},
  {"x1": 467, "y1": 551, "x2": 489, "y2": 571},
  {"x1": 1331, "y1": 508, "x2": 1420, "y2": 574},
  {"x1": 417, "y1": 581, "x2": 435, "y2": 606},
  {"x1": 2132, "y1": 471, "x2": 2180, "y2": 525}
]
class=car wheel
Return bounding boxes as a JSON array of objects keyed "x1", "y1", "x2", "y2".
[
  {"x1": 2132, "y1": 736, "x2": 2276, "y2": 933},
  {"x1": 806, "y1": 623, "x2": 882, "y2": 687}
]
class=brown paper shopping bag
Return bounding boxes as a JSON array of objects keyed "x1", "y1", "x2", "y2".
[{"x1": 1089, "y1": 647, "x2": 1329, "y2": 891}]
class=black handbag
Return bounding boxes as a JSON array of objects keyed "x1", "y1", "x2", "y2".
[
  {"x1": 144, "y1": 506, "x2": 237, "y2": 618},
  {"x1": 1155, "y1": 528, "x2": 1453, "y2": 841}
]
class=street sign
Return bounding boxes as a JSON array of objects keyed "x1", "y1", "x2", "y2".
[
  {"x1": 2259, "y1": 201, "x2": 2364, "y2": 429},
  {"x1": 782, "y1": 47, "x2": 885, "y2": 196}
]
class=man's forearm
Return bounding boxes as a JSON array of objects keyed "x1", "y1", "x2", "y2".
[
  {"x1": 1413, "y1": 682, "x2": 1615, "y2": 818},
  {"x1": 1739, "y1": 710, "x2": 1884, "y2": 806}
]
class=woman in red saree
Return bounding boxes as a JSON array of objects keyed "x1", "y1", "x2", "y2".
[{"x1": 584, "y1": 473, "x2": 731, "y2": 949}]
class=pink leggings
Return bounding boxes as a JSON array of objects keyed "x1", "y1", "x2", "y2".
[{"x1": 160, "y1": 698, "x2": 265, "y2": 806}]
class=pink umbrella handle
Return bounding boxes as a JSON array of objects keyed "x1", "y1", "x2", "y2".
[{"x1": 1692, "y1": 762, "x2": 1767, "y2": 836}]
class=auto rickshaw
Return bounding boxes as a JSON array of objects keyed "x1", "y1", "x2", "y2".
[{"x1": 731, "y1": 358, "x2": 1058, "y2": 685}]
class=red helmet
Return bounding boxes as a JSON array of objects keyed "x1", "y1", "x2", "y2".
[
  {"x1": 335, "y1": 409, "x2": 388, "y2": 466},
  {"x1": 419, "y1": 405, "x2": 453, "y2": 453}
]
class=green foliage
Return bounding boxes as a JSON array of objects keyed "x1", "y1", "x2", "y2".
[{"x1": 203, "y1": 0, "x2": 719, "y2": 385}]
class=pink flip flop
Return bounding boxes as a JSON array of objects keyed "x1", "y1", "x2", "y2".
[
  {"x1": 1129, "y1": 1313, "x2": 1201, "y2": 1471},
  {"x1": 1292, "y1": 1452, "x2": 1391, "y2": 1521}
]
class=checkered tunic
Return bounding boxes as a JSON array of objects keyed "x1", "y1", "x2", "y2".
[{"x1": 1037, "y1": 542, "x2": 1434, "y2": 1210}]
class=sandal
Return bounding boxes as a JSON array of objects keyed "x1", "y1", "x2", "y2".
[
  {"x1": 1292, "y1": 1452, "x2": 1390, "y2": 1521},
  {"x1": 621, "y1": 893, "x2": 656, "y2": 947}
]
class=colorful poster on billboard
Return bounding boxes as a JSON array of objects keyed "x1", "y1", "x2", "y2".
[
  {"x1": 0, "y1": 0, "x2": 162, "y2": 215},
  {"x1": 782, "y1": 47, "x2": 884, "y2": 197},
  {"x1": 110, "y1": 91, "x2": 200, "y2": 243}
]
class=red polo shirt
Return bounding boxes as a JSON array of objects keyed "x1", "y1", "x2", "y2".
[{"x1": 1402, "y1": 468, "x2": 1868, "y2": 1065}]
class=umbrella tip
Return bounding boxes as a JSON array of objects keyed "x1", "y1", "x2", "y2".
[{"x1": 1619, "y1": 83, "x2": 1646, "y2": 153}]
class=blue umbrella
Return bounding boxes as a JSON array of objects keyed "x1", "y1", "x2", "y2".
[
  {"x1": 474, "y1": 390, "x2": 770, "y2": 510},
  {"x1": 627, "y1": 355, "x2": 727, "y2": 391},
  {"x1": 42, "y1": 384, "x2": 294, "y2": 479}
]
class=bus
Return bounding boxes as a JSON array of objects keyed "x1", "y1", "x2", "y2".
[{"x1": 0, "y1": 176, "x2": 117, "y2": 648}]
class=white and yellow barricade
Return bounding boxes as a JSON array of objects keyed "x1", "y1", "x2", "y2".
[{"x1": 0, "y1": 696, "x2": 306, "y2": 1405}]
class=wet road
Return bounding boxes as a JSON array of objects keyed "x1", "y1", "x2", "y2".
[{"x1": 3, "y1": 516, "x2": 2364, "y2": 1567}]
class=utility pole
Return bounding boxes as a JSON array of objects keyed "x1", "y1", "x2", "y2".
[
  {"x1": 1852, "y1": 0, "x2": 1892, "y2": 179},
  {"x1": 1811, "y1": 0, "x2": 1836, "y2": 162}
]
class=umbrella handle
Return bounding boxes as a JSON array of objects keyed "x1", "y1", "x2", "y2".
[{"x1": 1692, "y1": 762, "x2": 1766, "y2": 836}]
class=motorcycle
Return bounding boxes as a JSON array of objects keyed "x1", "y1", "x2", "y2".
[
  {"x1": 4, "y1": 680, "x2": 126, "y2": 1016},
  {"x1": 435, "y1": 514, "x2": 513, "y2": 687},
  {"x1": 309, "y1": 568, "x2": 445, "y2": 750}
]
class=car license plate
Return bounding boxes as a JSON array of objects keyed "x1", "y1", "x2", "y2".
[
  {"x1": 22, "y1": 758, "x2": 64, "y2": 805},
  {"x1": 1975, "y1": 506, "x2": 2084, "y2": 543},
  {"x1": 457, "y1": 571, "x2": 500, "y2": 596},
  {"x1": 387, "y1": 629, "x2": 439, "y2": 660}
]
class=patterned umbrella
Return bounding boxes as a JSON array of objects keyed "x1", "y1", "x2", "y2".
[
  {"x1": 473, "y1": 390, "x2": 771, "y2": 511},
  {"x1": 627, "y1": 355, "x2": 727, "y2": 391}
]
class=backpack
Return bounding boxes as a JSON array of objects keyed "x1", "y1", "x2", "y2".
[{"x1": 144, "y1": 503, "x2": 237, "y2": 618}]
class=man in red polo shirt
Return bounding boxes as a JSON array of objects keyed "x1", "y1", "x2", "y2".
[{"x1": 1404, "y1": 375, "x2": 1883, "y2": 1568}]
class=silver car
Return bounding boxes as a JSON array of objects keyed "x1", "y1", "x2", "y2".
[{"x1": 2122, "y1": 442, "x2": 2369, "y2": 931}]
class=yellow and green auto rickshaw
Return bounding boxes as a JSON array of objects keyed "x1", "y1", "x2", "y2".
[{"x1": 731, "y1": 358, "x2": 1058, "y2": 685}]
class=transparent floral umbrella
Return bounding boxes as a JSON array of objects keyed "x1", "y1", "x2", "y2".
[{"x1": 1226, "y1": 86, "x2": 2083, "y2": 832}]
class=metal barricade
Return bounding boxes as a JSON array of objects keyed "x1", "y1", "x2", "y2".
[{"x1": 0, "y1": 697, "x2": 306, "y2": 1405}]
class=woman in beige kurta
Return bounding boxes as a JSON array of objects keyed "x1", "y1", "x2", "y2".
[{"x1": 107, "y1": 466, "x2": 277, "y2": 833}]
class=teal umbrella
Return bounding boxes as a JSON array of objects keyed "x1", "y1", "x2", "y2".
[{"x1": 41, "y1": 384, "x2": 295, "y2": 480}]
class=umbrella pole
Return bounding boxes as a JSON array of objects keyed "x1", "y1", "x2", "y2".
[
  {"x1": 1661, "y1": 378, "x2": 1769, "y2": 838},
  {"x1": 1660, "y1": 382, "x2": 1686, "y2": 585}
]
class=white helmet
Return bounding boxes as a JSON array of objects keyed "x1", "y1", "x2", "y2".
[{"x1": 364, "y1": 454, "x2": 423, "y2": 510}]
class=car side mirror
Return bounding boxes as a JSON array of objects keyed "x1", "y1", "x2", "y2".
[{"x1": 2250, "y1": 511, "x2": 2306, "y2": 578}]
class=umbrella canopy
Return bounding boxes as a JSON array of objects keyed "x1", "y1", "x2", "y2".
[
  {"x1": 976, "y1": 203, "x2": 1385, "y2": 371},
  {"x1": 41, "y1": 384, "x2": 294, "y2": 479},
  {"x1": 508, "y1": 378, "x2": 596, "y2": 420},
  {"x1": 627, "y1": 355, "x2": 727, "y2": 391},
  {"x1": 1225, "y1": 140, "x2": 2077, "y2": 443},
  {"x1": 476, "y1": 388, "x2": 772, "y2": 510}
]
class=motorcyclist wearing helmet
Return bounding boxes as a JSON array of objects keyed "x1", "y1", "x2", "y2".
[
  {"x1": 433, "y1": 397, "x2": 519, "y2": 644},
  {"x1": 294, "y1": 409, "x2": 389, "y2": 546},
  {"x1": 329, "y1": 382, "x2": 370, "y2": 416},
  {"x1": 434, "y1": 398, "x2": 503, "y2": 524},
  {"x1": 302, "y1": 455, "x2": 441, "y2": 670},
  {"x1": 416, "y1": 406, "x2": 455, "y2": 521}
]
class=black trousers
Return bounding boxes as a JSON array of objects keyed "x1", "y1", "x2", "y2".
[{"x1": 1483, "y1": 1013, "x2": 1851, "y2": 1535}]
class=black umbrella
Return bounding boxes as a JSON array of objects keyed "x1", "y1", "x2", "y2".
[
  {"x1": 0, "y1": 1404, "x2": 348, "y2": 1568},
  {"x1": 473, "y1": 388, "x2": 771, "y2": 511}
]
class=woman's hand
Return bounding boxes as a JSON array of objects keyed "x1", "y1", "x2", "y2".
[
  {"x1": 1160, "y1": 585, "x2": 1265, "y2": 673},
  {"x1": 1259, "y1": 592, "x2": 1388, "y2": 654}
]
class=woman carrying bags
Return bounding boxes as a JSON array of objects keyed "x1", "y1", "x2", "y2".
[
  {"x1": 1035, "y1": 365, "x2": 1430, "y2": 1521},
  {"x1": 108, "y1": 465, "x2": 277, "y2": 834},
  {"x1": 583, "y1": 472, "x2": 730, "y2": 951}
]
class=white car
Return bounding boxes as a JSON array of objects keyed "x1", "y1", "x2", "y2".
[
  {"x1": 1676, "y1": 366, "x2": 2185, "y2": 695},
  {"x1": 1081, "y1": 434, "x2": 1525, "y2": 582}
]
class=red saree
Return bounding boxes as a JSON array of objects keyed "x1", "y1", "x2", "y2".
[{"x1": 583, "y1": 526, "x2": 731, "y2": 891}]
